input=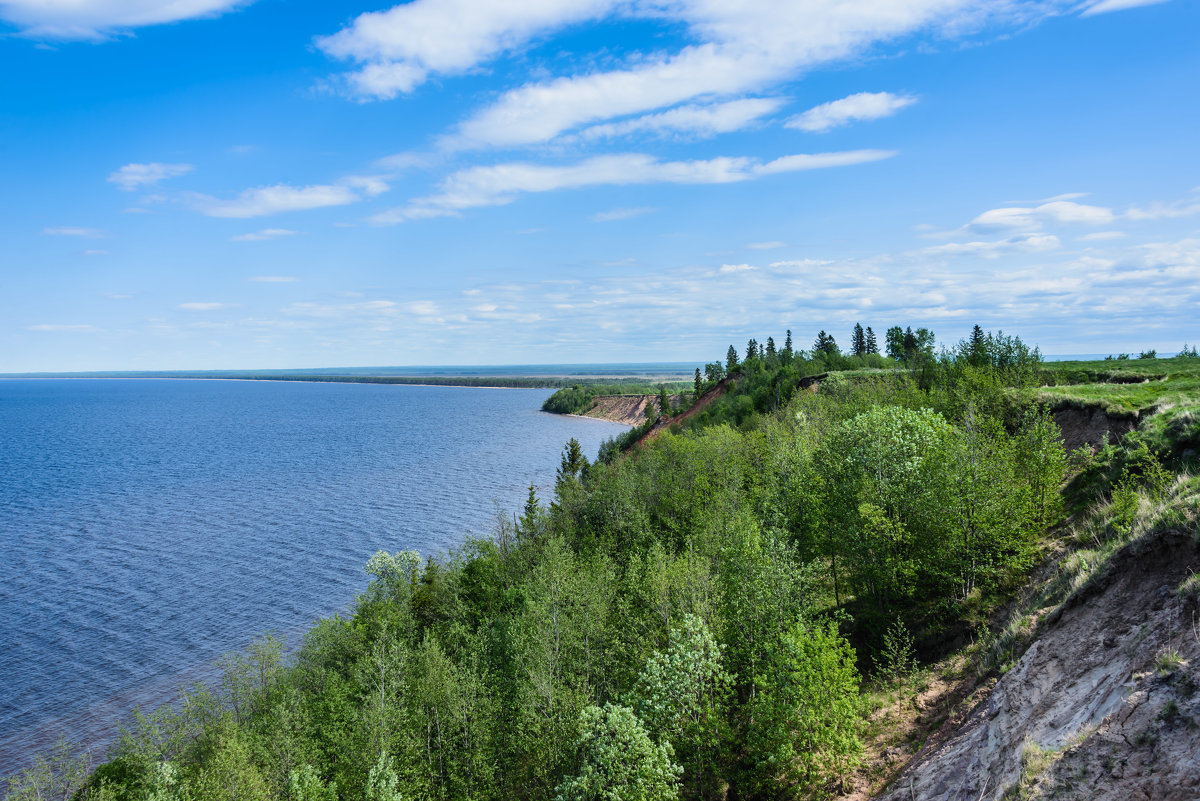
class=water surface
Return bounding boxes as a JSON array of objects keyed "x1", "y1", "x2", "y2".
[{"x1": 0, "y1": 379, "x2": 627, "y2": 775}]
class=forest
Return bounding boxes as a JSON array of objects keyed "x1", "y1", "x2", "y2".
[{"x1": 7, "y1": 326, "x2": 1198, "y2": 801}]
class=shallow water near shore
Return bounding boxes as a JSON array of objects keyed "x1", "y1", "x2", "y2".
[{"x1": 0, "y1": 379, "x2": 628, "y2": 776}]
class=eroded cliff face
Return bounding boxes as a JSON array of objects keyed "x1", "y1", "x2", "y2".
[{"x1": 875, "y1": 529, "x2": 1200, "y2": 801}]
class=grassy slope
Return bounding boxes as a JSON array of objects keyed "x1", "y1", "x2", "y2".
[{"x1": 1037, "y1": 356, "x2": 1200, "y2": 414}]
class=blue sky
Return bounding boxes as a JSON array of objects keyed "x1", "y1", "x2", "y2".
[{"x1": 1, "y1": 0, "x2": 1197, "y2": 371}]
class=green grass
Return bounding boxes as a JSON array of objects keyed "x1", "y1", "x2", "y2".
[{"x1": 1037, "y1": 356, "x2": 1200, "y2": 414}]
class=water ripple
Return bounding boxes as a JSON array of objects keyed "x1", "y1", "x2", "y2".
[{"x1": 0, "y1": 379, "x2": 627, "y2": 776}]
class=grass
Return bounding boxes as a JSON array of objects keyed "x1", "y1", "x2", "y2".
[{"x1": 1037, "y1": 356, "x2": 1200, "y2": 415}]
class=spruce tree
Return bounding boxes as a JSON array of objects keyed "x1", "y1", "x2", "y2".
[
  {"x1": 968, "y1": 324, "x2": 989, "y2": 366},
  {"x1": 746, "y1": 339, "x2": 758, "y2": 361},
  {"x1": 852, "y1": 323, "x2": 866, "y2": 357},
  {"x1": 694, "y1": 367, "x2": 703, "y2": 397},
  {"x1": 865, "y1": 326, "x2": 878, "y2": 355},
  {"x1": 766, "y1": 336, "x2": 776, "y2": 359},
  {"x1": 784, "y1": 329, "x2": 793, "y2": 356},
  {"x1": 726, "y1": 345, "x2": 739, "y2": 374},
  {"x1": 903, "y1": 326, "x2": 918, "y2": 359},
  {"x1": 657, "y1": 384, "x2": 672, "y2": 417}
]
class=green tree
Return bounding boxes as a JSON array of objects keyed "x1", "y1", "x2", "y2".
[
  {"x1": 783, "y1": 330, "x2": 793, "y2": 358},
  {"x1": 289, "y1": 764, "x2": 338, "y2": 801},
  {"x1": 765, "y1": 337, "x2": 776, "y2": 359},
  {"x1": 725, "y1": 345, "x2": 739, "y2": 374},
  {"x1": 631, "y1": 615, "x2": 729, "y2": 797},
  {"x1": 813, "y1": 330, "x2": 838, "y2": 357},
  {"x1": 554, "y1": 704, "x2": 681, "y2": 801},
  {"x1": 852, "y1": 323, "x2": 866, "y2": 357},
  {"x1": 865, "y1": 326, "x2": 878, "y2": 355},
  {"x1": 693, "y1": 368, "x2": 702, "y2": 398},
  {"x1": 365, "y1": 752, "x2": 403, "y2": 801},
  {"x1": 744, "y1": 620, "x2": 862, "y2": 798},
  {"x1": 557, "y1": 438, "x2": 590, "y2": 493},
  {"x1": 658, "y1": 384, "x2": 672, "y2": 418},
  {"x1": 885, "y1": 326, "x2": 905, "y2": 359}
]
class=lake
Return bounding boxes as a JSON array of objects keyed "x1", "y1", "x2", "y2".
[{"x1": 0, "y1": 379, "x2": 628, "y2": 776}]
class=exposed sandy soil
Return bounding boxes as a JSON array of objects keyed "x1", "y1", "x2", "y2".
[
  {"x1": 580, "y1": 394, "x2": 684, "y2": 425},
  {"x1": 873, "y1": 528, "x2": 1200, "y2": 801}
]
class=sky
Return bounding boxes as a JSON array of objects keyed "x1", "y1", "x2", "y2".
[{"x1": 1, "y1": 0, "x2": 1197, "y2": 371}]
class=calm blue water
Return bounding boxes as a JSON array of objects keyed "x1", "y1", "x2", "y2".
[{"x1": 0, "y1": 379, "x2": 627, "y2": 775}]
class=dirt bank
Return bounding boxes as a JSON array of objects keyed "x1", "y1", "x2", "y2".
[
  {"x1": 875, "y1": 527, "x2": 1200, "y2": 801},
  {"x1": 1053, "y1": 404, "x2": 1139, "y2": 452},
  {"x1": 580, "y1": 394, "x2": 682, "y2": 425}
]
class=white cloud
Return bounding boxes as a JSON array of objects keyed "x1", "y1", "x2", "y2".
[
  {"x1": 923, "y1": 233, "x2": 1061, "y2": 258},
  {"x1": 108, "y1": 162, "x2": 193, "y2": 191},
  {"x1": 786, "y1": 91, "x2": 917, "y2": 133},
  {"x1": 0, "y1": 0, "x2": 247, "y2": 39},
  {"x1": 578, "y1": 97, "x2": 786, "y2": 141},
  {"x1": 192, "y1": 176, "x2": 389, "y2": 218},
  {"x1": 248, "y1": 275, "x2": 299, "y2": 282},
  {"x1": 441, "y1": 0, "x2": 991, "y2": 148},
  {"x1": 747, "y1": 241, "x2": 786, "y2": 250},
  {"x1": 318, "y1": 0, "x2": 620, "y2": 99},
  {"x1": 1078, "y1": 231, "x2": 1127, "y2": 241},
  {"x1": 179, "y1": 302, "x2": 229, "y2": 311},
  {"x1": 1126, "y1": 199, "x2": 1200, "y2": 221},
  {"x1": 967, "y1": 200, "x2": 1115, "y2": 232},
  {"x1": 719, "y1": 263, "x2": 755, "y2": 273},
  {"x1": 26, "y1": 323, "x2": 103, "y2": 332},
  {"x1": 231, "y1": 228, "x2": 300, "y2": 242},
  {"x1": 373, "y1": 149, "x2": 895, "y2": 223},
  {"x1": 1081, "y1": 0, "x2": 1170, "y2": 16},
  {"x1": 43, "y1": 226, "x2": 105, "y2": 237},
  {"x1": 592, "y1": 206, "x2": 655, "y2": 222}
]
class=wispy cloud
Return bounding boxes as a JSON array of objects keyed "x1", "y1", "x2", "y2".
[
  {"x1": 577, "y1": 98, "x2": 786, "y2": 141},
  {"x1": 178, "y1": 302, "x2": 231, "y2": 311},
  {"x1": 231, "y1": 228, "x2": 300, "y2": 242},
  {"x1": 592, "y1": 206, "x2": 655, "y2": 222},
  {"x1": 1081, "y1": 0, "x2": 1170, "y2": 16},
  {"x1": 966, "y1": 200, "x2": 1115, "y2": 232},
  {"x1": 0, "y1": 0, "x2": 247, "y2": 39},
  {"x1": 747, "y1": 241, "x2": 786, "y2": 250},
  {"x1": 374, "y1": 149, "x2": 895, "y2": 224},
  {"x1": 318, "y1": 0, "x2": 620, "y2": 99},
  {"x1": 786, "y1": 91, "x2": 917, "y2": 133},
  {"x1": 192, "y1": 176, "x2": 389, "y2": 218},
  {"x1": 434, "y1": 1, "x2": 1002, "y2": 149},
  {"x1": 27, "y1": 323, "x2": 103, "y2": 333},
  {"x1": 248, "y1": 275, "x2": 299, "y2": 283},
  {"x1": 108, "y1": 162, "x2": 193, "y2": 191},
  {"x1": 922, "y1": 233, "x2": 1061, "y2": 258},
  {"x1": 43, "y1": 226, "x2": 106, "y2": 237}
]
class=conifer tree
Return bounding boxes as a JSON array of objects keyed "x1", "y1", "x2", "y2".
[
  {"x1": 784, "y1": 330, "x2": 793, "y2": 356},
  {"x1": 746, "y1": 339, "x2": 758, "y2": 361},
  {"x1": 694, "y1": 367, "x2": 703, "y2": 397},
  {"x1": 865, "y1": 326, "x2": 878, "y2": 355},
  {"x1": 726, "y1": 345, "x2": 739, "y2": 374},
  {"x1": 968, "y1": 324, "x2": 989, "y2": 366},
  {"x1": 852, "y1": 323, "x2": 866, "y2": 357},
  {"x1": 557, "y1": 438, "x2": 589, "y2": 489},
  {"x1": 813, "y1": 330, "x2": 839, "y2": 357},
  {"x1": 765, "y1": 336, "x2": 776, "y2": 359},
  {"x1": 657, "y1": 384, "x2": 672, "y2": 417}
]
